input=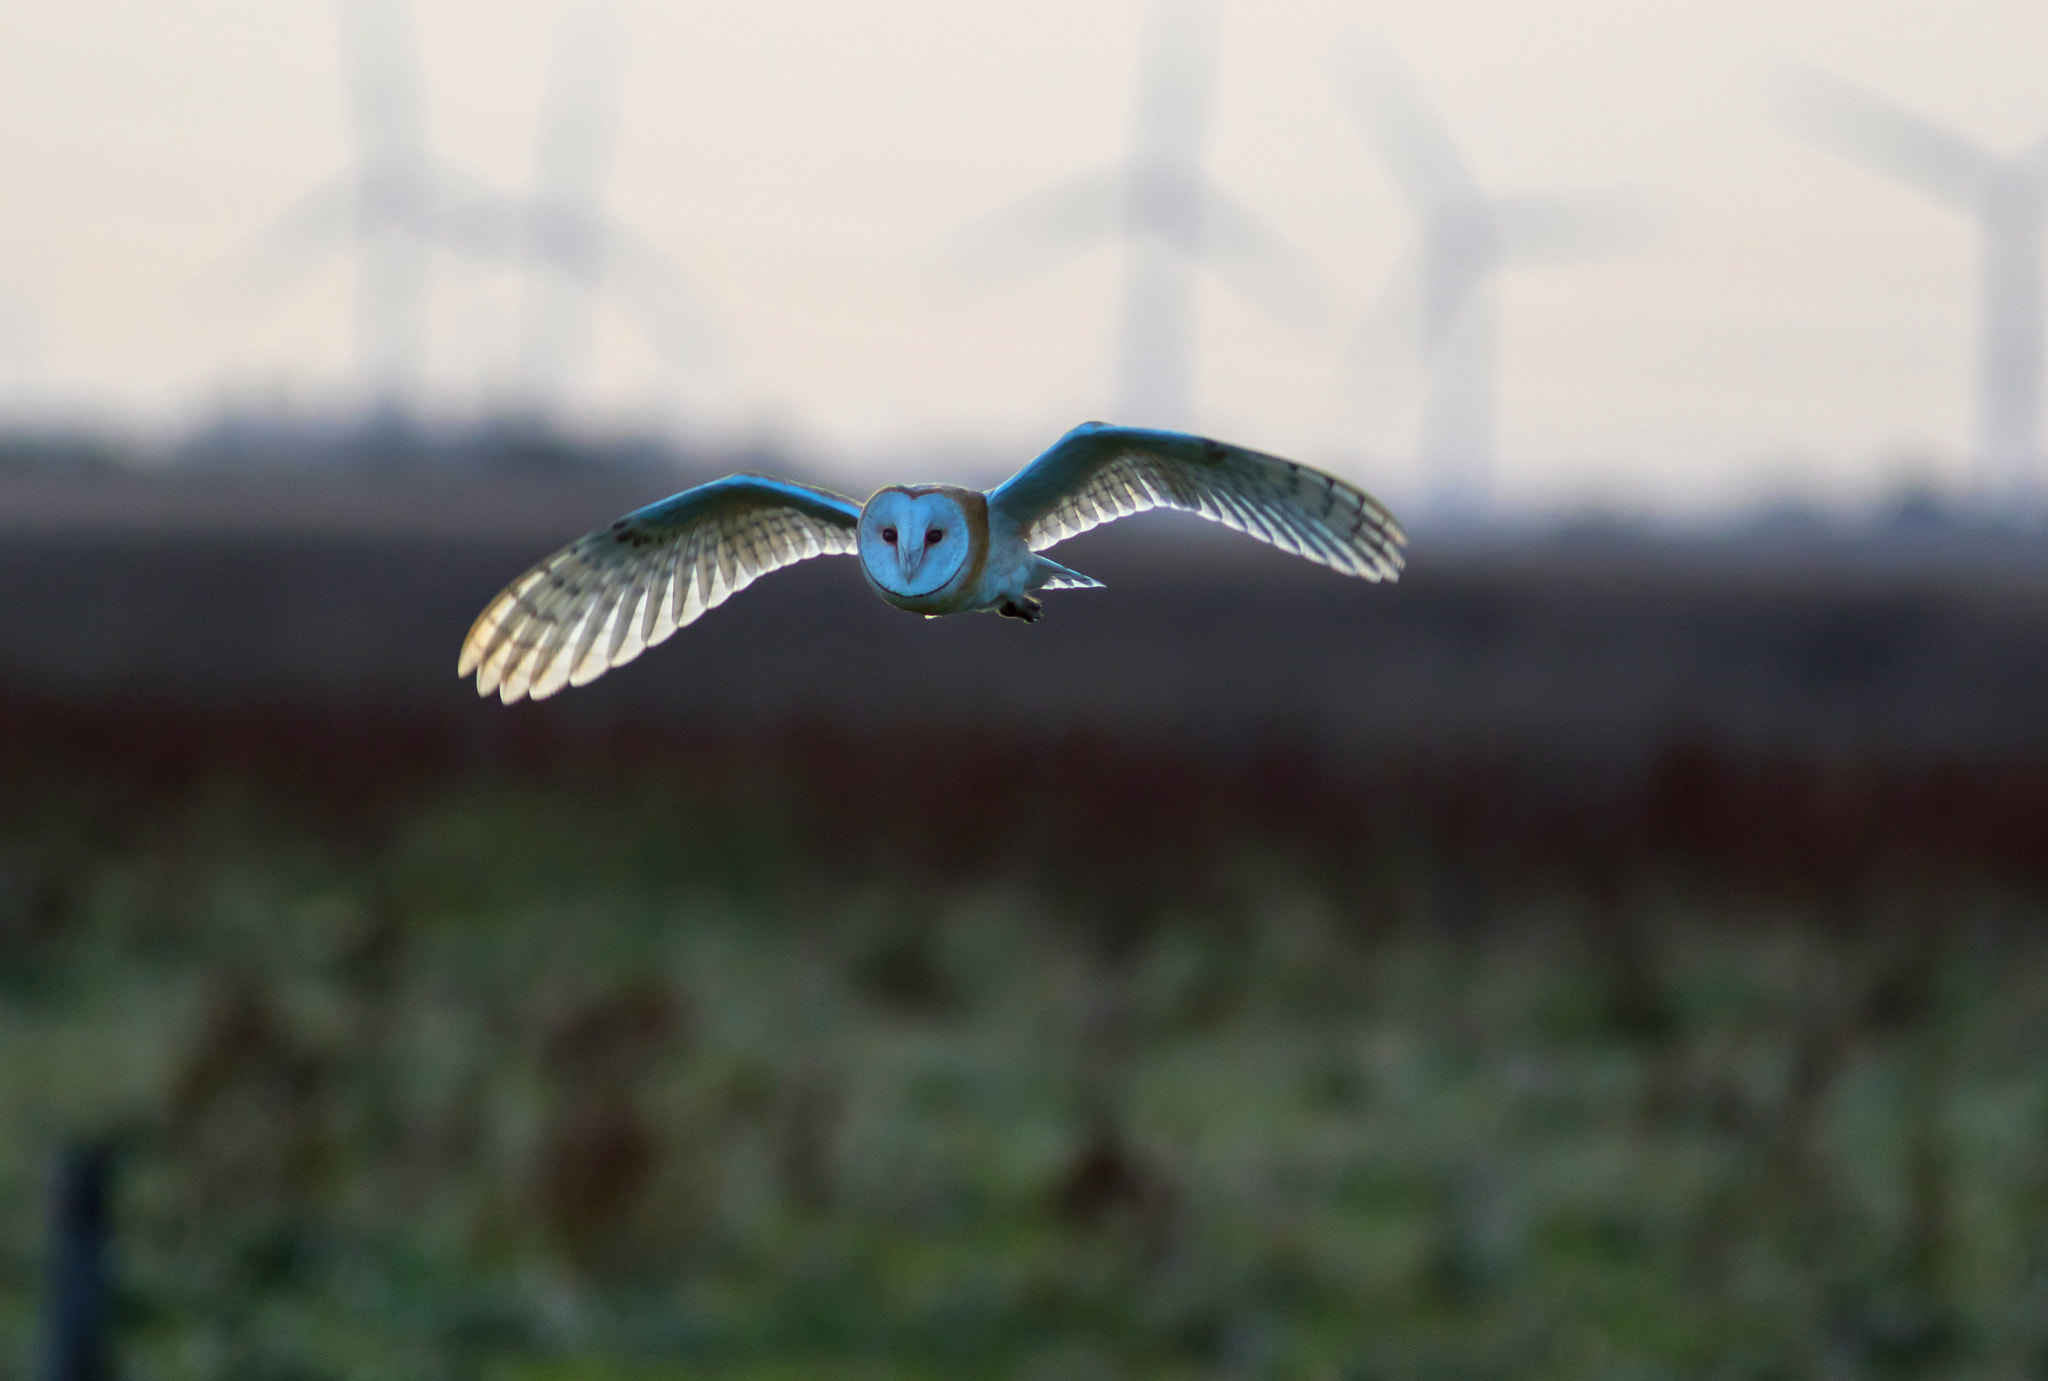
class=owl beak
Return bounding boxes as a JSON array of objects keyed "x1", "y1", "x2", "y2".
[{"x1": 897, "y1": 540, "x2": 925, "y2": 581}]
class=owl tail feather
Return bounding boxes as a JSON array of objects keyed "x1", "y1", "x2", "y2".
[{"x1": 1030, "y1": 555, "x2": 1104, "y2": 591}]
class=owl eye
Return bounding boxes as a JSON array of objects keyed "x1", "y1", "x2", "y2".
[
  {"x1": 925, "y1": 529, "x2": 944, "y2": 545},
  {"x1": 880, "y1": 526, "x2": 896, "y2": 544}
]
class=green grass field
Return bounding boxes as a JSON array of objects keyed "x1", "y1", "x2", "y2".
[{"x1": 2, "y1": 703, "x2": 2045, "y2": 1379}]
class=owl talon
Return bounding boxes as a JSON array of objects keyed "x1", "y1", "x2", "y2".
[{"x1": 998, "y1": 598, "x2": 1042, "y2": 622}]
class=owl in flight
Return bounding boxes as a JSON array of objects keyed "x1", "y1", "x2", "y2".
[{"x1": 460, "y1": 422, "x2": 1406, "y2": 703}]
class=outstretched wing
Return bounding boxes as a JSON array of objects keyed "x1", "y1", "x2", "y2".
[
  {"x1": 459, "y1": 475, "x2": 863, "y2": 703},
  {"x1": 988, "y1": 423, "x2": 1405, "y2": 580}
]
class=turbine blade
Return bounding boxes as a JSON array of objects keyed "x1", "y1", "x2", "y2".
[
  {"x1": 1773, "y1": 66, "x2": 1993, "y2": 208},
  {"x1": 1331, "y1": 31, "x2": 1482, "y2": 215},
  {"x1": 1195, "y1": 185, "x2": 1339, "y2": 334},
  {"x1": 1345, "y1": 245, "x2": 1427, "y2": 373},
  {"x1": 436, "y1": 188, "x2": 528, "y2": 259},
  {"x1": 1493, "y1": 189, "x2": 1659, "y2": 265},
  {"x1": 192, "y1": 176, "x2": 358, "y2": 308},
  {"x1": 436, "y1": 182, "x2": 714, "y2": 368},
  {"x1": 600, "y1": 226, "x2": 719, "y2": 366},
  {"x1": 943, "y1": 167, "x2": 1127, "y2": 281},
  {"x1": 2028, "y1": 129, "x2": 2048, "y2": 179}
]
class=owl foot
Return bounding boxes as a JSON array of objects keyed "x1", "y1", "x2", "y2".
[{"x1": 998, "y1": 598, "x2": 1043, "y2": 622}]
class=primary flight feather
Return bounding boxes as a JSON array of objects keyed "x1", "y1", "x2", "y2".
[{"x1": 460, "y1": 422, "x2": 1406, "y2": 704}]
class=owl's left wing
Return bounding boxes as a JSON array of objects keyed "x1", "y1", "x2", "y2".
[
  {"x1": 459, "y1": 474, "x2": 862, "y2": 704},
  {"x1": 988, "y1": 423, "x2": 1405, "y2": 580}
]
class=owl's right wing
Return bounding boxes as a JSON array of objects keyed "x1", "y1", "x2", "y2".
[{"x1": 459, "y1": 474, "x2": 863, "y2": 704}]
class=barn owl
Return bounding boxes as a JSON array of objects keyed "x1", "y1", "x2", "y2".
[{"x1": 459, "y1": 422, "x2": 1405, "y2": 703}]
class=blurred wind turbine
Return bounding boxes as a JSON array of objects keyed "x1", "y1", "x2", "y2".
[
  {"x1": 1778, "y1": 68, "x2": 2047, "y2": 505},
  {"x1": 441, "y1": 0, "x2": 710, "y2": 415},
  {"x1": 1336, "y1": 37, "x2": 1647, "y2": 519},
  {"x1": 952, "y1": 0, "x2": 1328, "y2": 430},
  {"x1": 221, "y1": 0, "x2": 469, "y2": 415},
  {"x1": 221, "y1": 0, "x2": 703, "y2": 425}
]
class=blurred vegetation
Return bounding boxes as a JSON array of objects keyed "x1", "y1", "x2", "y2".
[{"x1": 1, "y1": 694, "x2": 2046, "y2": 1379}]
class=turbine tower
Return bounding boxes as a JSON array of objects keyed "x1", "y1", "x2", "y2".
[
  {"x1": 335, "y1": 0, "x2": 435, "y2": 412},
  {"x1": 227, "y1": 0, "x2": 466, "y2": 416},
  {"x1": 1780, "y1": 70, "x2": 2047, "y2": 505},
  {"x1": 1116, "y1": 0, "x2": 1218, "y2": 427},
  {"x1": 0, "y1": 290, "x2": 42, "y2": 417},
  {"x1": 955, "y1": 0, "x2": 1324, "y2": 430},
  {"x1": 516, "y1": 0, "x2": 622, "y2": 404},
  {"x1": 1336, "y1": 38, "x2": 1635, "y2": 519}
]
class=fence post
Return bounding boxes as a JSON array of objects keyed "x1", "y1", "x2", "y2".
[{"x1": 39, "y1": 1143, "x2": 113, "y2": 1381}]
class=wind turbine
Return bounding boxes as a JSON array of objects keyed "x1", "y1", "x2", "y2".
[
  {"x1": 1335, "y1": 38, "x2": 1641, "y2": 519},
  {"x1": 1779, "y1": 69, "x2": 2047, "y2": 505},
  {"x1": 223, "y1": 0, "x2": 472, "y2": 417},
  {"x1": 954, "y1": 0, "x2": 1326, "y2": 430},
  {"x1": 439, "y1": 0, "x2": 709, "y2": 416},
  {"x1": 224, "y1": 0, "x2": 701, "y2": 428}
]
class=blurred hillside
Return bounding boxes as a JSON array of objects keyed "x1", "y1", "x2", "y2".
[{"x1": 0, "y1": 452, "x2": 2043, "y2": 760}]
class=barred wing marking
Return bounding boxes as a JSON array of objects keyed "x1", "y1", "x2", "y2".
[
  {"x1": 987, "y1": 423, "x2": 1406, "y2": 580},
  {"x1": 459, "y1": 475, "x2": 862, "y2": 703}
]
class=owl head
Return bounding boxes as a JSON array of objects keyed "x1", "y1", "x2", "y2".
[{"x1": 857, "y1": 485, "x2": 985, "y2": 606}]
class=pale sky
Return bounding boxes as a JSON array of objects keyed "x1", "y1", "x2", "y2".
[{"x1": 1, "y1": 0, "x2": 2045, "y2": 513}]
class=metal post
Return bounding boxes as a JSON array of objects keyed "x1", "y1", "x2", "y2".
[{"x1": 39, "y1": 1144, "x2": 113, "y2": 1381}]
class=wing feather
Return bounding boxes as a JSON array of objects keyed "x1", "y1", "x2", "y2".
[
  {"x1": 562, "y1": 579, "x2": 619, "y2": 688},
  {"x1": 987, "y1": 423, "x2": 1405, "y2": 580},
  {"x1": 459, "y1": 474, "x2": 862, "y2": 703}
]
